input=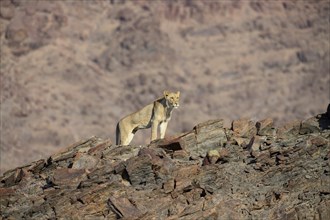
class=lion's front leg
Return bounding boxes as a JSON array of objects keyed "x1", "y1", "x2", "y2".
[
  {"x1": 151, "y1": 120, "x2": 159, "y2": 142},
  {"x1": 160, "y1": 121, "x2": 168, "y2": 139}
]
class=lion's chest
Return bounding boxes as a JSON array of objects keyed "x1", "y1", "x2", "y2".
[{"x1": 153, "y1": 106, "x2": 173, "y2": 123}]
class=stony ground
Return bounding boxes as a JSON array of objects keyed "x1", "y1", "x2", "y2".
[
  {"x1": 1, "y1": 0, "x2": 329, "y2": 174},
  {"x1": 1, "y1": 107, "x2": 329, "y2": 219}
]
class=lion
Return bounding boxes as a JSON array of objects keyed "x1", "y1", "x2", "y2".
[{"x1": 116, "y1": 90, "x2": 180, "y2": 145}]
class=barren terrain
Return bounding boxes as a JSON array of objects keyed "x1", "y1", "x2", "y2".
[
  {"x1": 1, "y1": 109, "x2": 329, "y2": 219},
  {"x1": 1, "y1": 0, "x2": 329, "y2": 174}
]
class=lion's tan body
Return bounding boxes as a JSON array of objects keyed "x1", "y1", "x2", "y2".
[{"x1": 116, "y1": 91, "x2": 180, "y2": 145}]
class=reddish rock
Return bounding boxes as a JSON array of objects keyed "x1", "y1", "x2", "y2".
[
  {"x1": 108, "y1": 197, "x2": 143, "y2": 219},
  {"x1": 50, "y1": 168, "x2": 86, "y2": 187},
  {"x1": 163, "y1": 178, "x2": 175, "y2": 193},
  {"x1": 309, "y1": 135, "x2": 329, "y2": 147},
  {"x1": 232, "y1": 118, "x2": 257, "y2": 138},
  {"x1": 0, "y1": 187, "x2": 16, "y2": 197},
  {"x1": 173, "y1": 165, "x2": 200, "y2": 192},
  {"x1": 87, "y1": 139, "x2": 112, "y2": 158}
]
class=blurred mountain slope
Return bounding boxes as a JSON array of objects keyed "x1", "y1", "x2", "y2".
[{"x1": 0, "y1": 0, "x2": 329, "y2": 173}]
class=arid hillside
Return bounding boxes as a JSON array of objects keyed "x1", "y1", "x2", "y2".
[
  {"x1": 1, "y1": 0, "x2": 329, "y2": 174},
  {"x1": 1, "y1": 109, "x2": 329, "y2": 219}
]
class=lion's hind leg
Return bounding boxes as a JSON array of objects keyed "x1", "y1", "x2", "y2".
[
  {"x1": 122, "y1": 132, "x2": 134, "y2": 145},
  {"x1": 118, "y1": 121, "x2": 135, "y2": 145}
]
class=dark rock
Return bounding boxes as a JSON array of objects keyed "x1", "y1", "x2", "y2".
[
  {"x1": 124, "y1": 148, "x2": 174, "y2": 189},
  {"x1": 194, "y1": 120, "x2": 227, "y2": 157},
  {"x1": 71, "y1": 154, "x2": 99, "y2": 171},
  {"x1": 151, "y1": 137, "x2": 185, "y2": 152},
  {"x1": 125, "y1": 154, "x2": 156, "y2": 188},
  {"x1": 318, "y1": 105, "x2": 330, "y2": 130},
  {"x1": 177, "y1": 132, "x2": 198, "y2": 157}
]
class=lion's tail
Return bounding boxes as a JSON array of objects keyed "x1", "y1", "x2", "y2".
[{"x1": 116, "y1": 122, "x2": 120, "y2": 145}]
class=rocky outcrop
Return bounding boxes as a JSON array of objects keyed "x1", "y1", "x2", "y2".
[
  {"x1": 1, "y1": 107, "x2": 329, "y2": 219},
  {"x1": 1, "y1": 0, "x2": 329, "y2": 175}
]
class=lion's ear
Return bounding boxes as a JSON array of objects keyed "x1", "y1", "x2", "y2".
[
  {"x1": 177, "y1": 91, "x2": 180, "y2": 96},
  {"x1": 164, "y1": 90, "x2": 169, "y2": 97}
]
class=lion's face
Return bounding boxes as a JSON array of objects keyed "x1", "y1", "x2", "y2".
[{"x1": 164, "y1": 91, "x2": 180, "y2": 108}]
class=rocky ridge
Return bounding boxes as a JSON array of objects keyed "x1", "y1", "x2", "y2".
[
  {"x1": 1, "y1": 0, "x2": 329, "y2": 174},
  {"x1": 1, "y1": 106, "x2": 329, "y2": 219}
]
